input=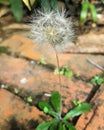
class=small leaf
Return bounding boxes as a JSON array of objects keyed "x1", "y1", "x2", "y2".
[
  {"x1": 64, "y1": 70, "x2": 73, "y2": 77},
  {"x1": 97, "y1": 78, "x2": 104, "y2": 85},
  {"x1": 38, "y1": 101, "x2": 52, "y2": 113},
  {"x1": 73, "y1": 100, "x2": 81, "y2": 107},
  {"x1": 90, "y1": 74, "x2": 104, "y2": 86},
  {"x1": 51, "y1": 91, "x2": 61, "y2": 113},
  {"x1": 36, "y1": 121, "x2": 52, "y2": 130},
  {"x1": 40, "y1": 57, "x2": 47, "y2": 65},
  {"x1": 49, "y1": 119, "x2": 59, "y2": 130},
  {"x1": 14, "y1": 88, "x2": 19, "y2": 94},
  {"x1": 80, "y1": 1, "x2": 89, "y2": 22},
  {"x1": 64, "y1": 103, "x2": 91, "y2": 120},
  {"x1": 10, "y1": 0, "x2": 23, "y2": 22},
  {"x1": 38, "y1": 101, "x2": 58, "y2": 118},
  {"x1": 44, "y1": 107, "x2": 49, "y2": 113},
  {"x1": 63, "y1": 120, "x2": 76, "y2": 130},
  {"x1": 27, "y1": 96, "x2": 33, "y2": 103},
  {"x1": 89, "y1": 3, "x2": 97, "y2": 22},
  {"x1": 58, "y1": 122, "x2": 66, "y2": 130},
  {"x1": 50, "y1": 0, "x2": 58, "y2": 11},
  {"x1": 0, "y1": 46, "x2": 9, "y2": 54},
  {"x1": 54, "y1": 68, "x2": 60, "y2": 75}
]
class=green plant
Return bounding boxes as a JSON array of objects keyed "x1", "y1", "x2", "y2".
[
  {"x1": 0, "y1": 46, "x2": 9, "y2": 55},
  {"x1": 36, "y1": 91, "x2": 91, "y2": 130},
  {"x1": 30, "y1": 10, "x2": 91, "y2": 130},
  {"x1": 90, "y1": 74, "x2": 104, "y2": 86},
  {"x1": 80, "y1": 0, "x2": 97, "y2": 23},
  {"x1": 27, "y1": 96, "x2": 33, "y2": 103},
  {"x1": 14, "y1": 88, "x2": 19, "y2": 94},
  {"x1": 0, "y1": 0, "x2": 58, "y2": 21},
  {"x1": 0, "y1": 0, "x2": 23, "y2": 22},
  {"x1": 0, "y1": 0, "x2": 36, "y2": 21},
  {"x1": 54, "y1": 65, "x2": 73, "y2": 78},
  {"x1": 1, "y1": 0, "x2": 103, "y2": 23},
  {"x1": 101, "y1": 0, "x2": 104, "y2": 3},
  {"x1": 39, "y1": 57, "x2": 47, "y2": 65},
  {"x1": 73, "y1": 100, "x2": 82, "y2": 107}
]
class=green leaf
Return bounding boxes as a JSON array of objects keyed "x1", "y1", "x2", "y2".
[
  {"x1": 80, "y1": 1, "x2": 89, "y2": 22},
  {"x1": 58, "y1": 122, "x2": 66, "y2": 130},
  {"x1": 90, "y1": 74, "x2": 104, "y2": 86},
  {"x1": 63, "y1": 120, "x2": 76, "y2": 130},
  {"x1": 54, "y1": 66, "x2": 73, "y2": 78},
  {"x1": 0, "y1": 46, "x2": 9, "y2": 54},
  {"x1": 51, "y1": 91, "x2": 61, "y2": 113},
  {"x1": 36, "y1": 119, "x2": 59, "y2": 130},
  {"x1": 0, "y1": 0, "x2": 9, "y2": 4},
  {"x1": 64, "y1": 70, "x2": 73, "y2": 77},
  {"x1": 38, "y1": 101, "x2": 59, "y2": 118},
  {"x1": 54, "y1": 68, "x2": 60, "y2": 75},
  {"x1": 73, "y1": 100, "x2": 81, "y2": 107},
  {"x1": 40, "y1": 57, "x2": 47, "y2": 65},
  {"x1": 50, "y1": 0, "x2": 58, "y2": 11},
  {"x1": 49, "y1": 119, "x2": 59, "y2": 130},
  {"x1": 89, "y1": 3, "x2": 97, "y2": 22},
  {"x1": 101, "y1": 0, "x2": 104, "y2": 3},
  {"x1": 63, "y1": 103, "x2": 91, "y2": 120},
  {"x1": 38, "y1": 101, "x2": 53, "y2": 113},
  {"x1": 97, "y1": 78, "x2": 104, "y2": 85},
  {"x1": 10, "y1": 0, "x2": 23, "y2": 22},
  {"x1": 27, "y1": 96, "x2": 33, "y2": 103},
  {"x1": 36, "y1": 121, "x2": 52, "y2": 130},
  {"x1": 14, "y1": 88, "x2": 19, "y2": 94},
  {"x1": 41, "y1": 0, "x2": 51, "y2": 12}
]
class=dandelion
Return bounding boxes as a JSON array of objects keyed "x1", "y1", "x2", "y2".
[
  {"x1": 30, "y1": 10, "x2": 75, "y2": 52},
  {"x1": 30, "y1": 10, "x2": 75, "y2": 94}
]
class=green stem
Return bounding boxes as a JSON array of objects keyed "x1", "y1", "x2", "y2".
[{"x1": 53, "y1": 47, "x2": 62, "y2": 119}]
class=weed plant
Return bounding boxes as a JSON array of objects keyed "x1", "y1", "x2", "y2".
[{"x1": 30, "y1": 10, "x2": 91, "y2": 130}]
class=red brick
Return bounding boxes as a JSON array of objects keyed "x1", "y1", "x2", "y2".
[
  {"x1": 0, "y1": 54, "x2": 93, "y2": 110},
  {"x1": 76, "y1": 84, "x2": 104, "y2": 130},
  {"x1": 0, "y1": 89, "x2": 44, "y2": 129},
  {"x1": 1, "y1": 35, "x2": 103, "y2": 79}
]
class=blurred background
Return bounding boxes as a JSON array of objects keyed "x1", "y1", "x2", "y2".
[{"x1": 0, "y1": 0, "x2": 104, "y2": 42}]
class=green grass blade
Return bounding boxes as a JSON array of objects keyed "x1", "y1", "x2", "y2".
[
  {"x1": 89, "y1": 3, "x2": 97, "y2": 22},
  {"x1": 80, "y1": 1, "x2": 89, "y2": 22}
]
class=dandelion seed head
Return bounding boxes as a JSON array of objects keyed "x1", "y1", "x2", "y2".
[{"x1": 30, "y1": 10, "x2": 75, "y2": 52}]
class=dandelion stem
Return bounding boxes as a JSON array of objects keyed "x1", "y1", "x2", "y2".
[
  {"x1": 54, "y1": 49, "x2": 62, "y2": 91},
  {"x1": 52, "y1": 45, "x2": 62, "y2": 119}
]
